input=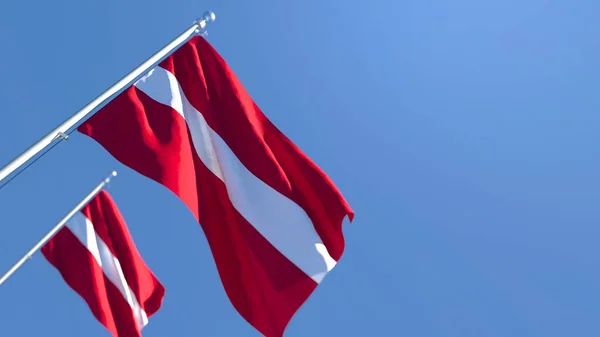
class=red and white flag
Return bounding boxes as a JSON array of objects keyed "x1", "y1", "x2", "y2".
[
  {"x1": 41, "y1": 190, "x2": 165, "y2": 337},
  {"x1": 78, "y1": 35, "x2": 354, "y2": 336}
]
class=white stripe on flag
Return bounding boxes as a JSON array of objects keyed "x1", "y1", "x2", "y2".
[
  {"x1": 134, "y1": 66, "x2": 337, "y2": 283},
  {"x1": 65, "y1": 212, "x2": 150, "y2": 328}
]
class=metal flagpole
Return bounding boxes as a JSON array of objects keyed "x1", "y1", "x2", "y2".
[
  {"x1": 0, "y1": 171, "x2": 118, "y2": 287},
  {"x1": 0, "y1": 11, "x2": 216, "y2": 186}
]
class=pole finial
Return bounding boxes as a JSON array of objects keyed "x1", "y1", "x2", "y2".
[
  {"x1": 104, "y1": 170, "x2": 118, "y2": 184},
  {"x1": 195, "y1": 10, "x2": 216, "y2": 35},
  {"x1": 203, "y1": 11, "x2": 216, "y2": 24}
]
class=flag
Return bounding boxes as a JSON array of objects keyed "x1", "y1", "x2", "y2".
[
  {"x1": 41, "y1": 190, "x2": 165, "y2": 337},
  {"x1": 78, "y1": 35, "x2": 354, "y2": 336}
]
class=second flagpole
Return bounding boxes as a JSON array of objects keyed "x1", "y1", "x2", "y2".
[
  {"x1": 0, "y1": 11, "x2": 216, "y2": 187},
  {"x1": 0, "y1": 171, "x2": 118, "y2": 287}
]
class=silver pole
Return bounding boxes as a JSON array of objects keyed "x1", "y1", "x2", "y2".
[
  {"x1": 0, "y1": 11, "x2": 216, "y2": 185},
  {"x1": 0, "y1": 171, "x2": 118, "y2": 286}
]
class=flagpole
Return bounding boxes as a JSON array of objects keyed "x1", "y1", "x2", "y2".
[
  {"x1": 0, "y1": 11, "x2": 216, "y2": 186},
  {"x1": 0, "y1": 171, "x2": 118, "y2": 287}
]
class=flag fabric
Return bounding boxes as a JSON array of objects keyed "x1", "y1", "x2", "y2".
[
  {"x1": 78, "y1": 35, "x2": 354, "y2": 336},
  {"x1": 41, "y1": 190, "x2": 165, "y2": 337}
]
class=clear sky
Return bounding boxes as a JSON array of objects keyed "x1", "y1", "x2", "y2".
[{"x1": 1, "y1": 0, "x2": 600, "y2": 336}]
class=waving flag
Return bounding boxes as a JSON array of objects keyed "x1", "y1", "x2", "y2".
[
  {"x1": 41, "y1": 190, "x2": 165, "y2": 337},
  {"x1": 78, "y1": 35, "x2": 353, "y2": 337}
]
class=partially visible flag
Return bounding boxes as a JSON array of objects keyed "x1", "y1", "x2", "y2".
[
  {"x1": 78, "y1": 35, "x2": 354, "y2": 336},
  {"x1": 41, "y1": 190, "x2": 164, "y2": 337}
]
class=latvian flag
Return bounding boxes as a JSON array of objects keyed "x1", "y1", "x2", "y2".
[
  {"x1": 78, "y1": 35, "x2": 354, "y2": 337},
  {"x1": 42, "y1": 190, "x2": 165, "y2": 337}
]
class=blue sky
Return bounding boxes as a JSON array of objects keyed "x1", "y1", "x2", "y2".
[{"x1": 1, "y1": 0, "x2": 600, "y2": 336}]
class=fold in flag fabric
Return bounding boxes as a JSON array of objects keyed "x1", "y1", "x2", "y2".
[
  {"x1": 78, "y1": 35, "x2": 354, "y2": 337},
  {"x1": 41, "y1": 190, "x2": 165, "y2": 337}
]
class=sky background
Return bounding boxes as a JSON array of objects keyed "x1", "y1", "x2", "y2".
[{"x1": 1, "y1": 0, "x2": 600, "y2": 336}]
